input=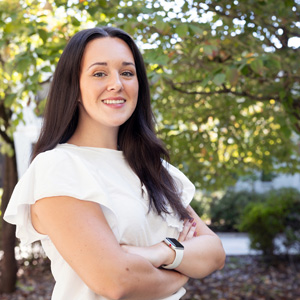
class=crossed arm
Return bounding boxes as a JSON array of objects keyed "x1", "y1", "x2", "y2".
[
  {"x1": 122, "y1": 206, "x2": 226, "y2": 279},
  {"x1": 31, "y1": 196, "x2": 225, "y2": 300}
]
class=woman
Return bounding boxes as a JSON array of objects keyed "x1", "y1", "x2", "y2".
[{"x1": 4, "y1": 27, "x2": 225, "y2": 300}]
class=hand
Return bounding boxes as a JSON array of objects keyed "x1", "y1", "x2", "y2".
[
  {"x1": 121, "y1": 219, "x2": 198, "y2": 269},
  {"x1": 178, "y1": 218, "x2": 197, "y2": 242}
]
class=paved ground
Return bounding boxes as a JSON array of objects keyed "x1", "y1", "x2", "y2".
[
  {"x1": 217, "y1": 232, "x2": 262, "y2": 255},
  {"x1": 218, "y1": 232, "x2": 299, "y2": 256}
]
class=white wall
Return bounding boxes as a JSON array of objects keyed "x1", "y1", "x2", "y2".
[
  {"x1": 235, "y1": 173, "x2": 300, "y2": 193},
  {"x1": 13, "y1": 106, "x2": 42, "y2": 178}
]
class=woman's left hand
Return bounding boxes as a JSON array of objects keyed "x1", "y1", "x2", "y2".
[
  {"x1": 121, "y1": 218, "x2": 198, "y2": 268},
  {"x1": 178, "y1": 218, "x2": 197, "y2": 242}
]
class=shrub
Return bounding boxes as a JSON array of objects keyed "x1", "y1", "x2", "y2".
[
  {"x1": 282, "y1": 200, "x2": 300, "y2": 253},
  {"x1": 209, "y1": 189, "x2": 264, "y2": 232},
  {"x1": 238, "y1": 188, "x2": 300, "y2": 255},
  {"x1": 190, "y1": 199, "x2": 205, "y2": 219}
]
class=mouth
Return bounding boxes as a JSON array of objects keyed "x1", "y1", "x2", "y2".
[{"x1": 102, "y1": 99, "x2": 126, "y2": 104}]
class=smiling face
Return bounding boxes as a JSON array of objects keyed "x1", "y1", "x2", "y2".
[{"x1": 78, "y1": 37, "x2": 139, "y2": 140}]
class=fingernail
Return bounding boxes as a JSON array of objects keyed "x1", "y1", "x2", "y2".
[
  {"x1": 189, "y1": 218, "x2": 194, "y2": 223},
  {"x1": 192, "y1": 222, "x2": 196, "y2": 227}
]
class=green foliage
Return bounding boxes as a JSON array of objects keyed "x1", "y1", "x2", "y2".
[
  {"x1": 0, "y1": 0, "x2": 82, "y2": 154},
  {"x1": 149, "y1": 0, "x2": 300, "y2": 190},
  {"x1": 0, "y1": 0, "x2": 299, "y2": 191},
  {"x1": 238, "y1": 188, "x2": 300, "y2": 255},
  {"x1": 209, "y1": 187, "x2": 300, "y2": 255},
  {"x1": 209, "y1": 189, "x2": 265, "y2": 232},
  {"x1": 190, "y1": 191, "x2": 215, "y2": 220},
  {"x1": 190, "y1": 199, "x2": 205, "y2": 219}
]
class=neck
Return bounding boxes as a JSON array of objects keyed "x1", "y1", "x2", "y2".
[{"x1": 68, "y1": 121, "x2": 119, "y2": 150}]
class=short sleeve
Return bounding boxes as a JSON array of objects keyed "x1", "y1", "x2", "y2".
[
  {"x1": 3, "y1": 149, "x2": 117, "y2": 246},
  {"x1": 163, "y1": 161, "x2": 195, "y2": 207},
  {"x1": 160, "y1": 161, "x2": 196, "y2": 232}
]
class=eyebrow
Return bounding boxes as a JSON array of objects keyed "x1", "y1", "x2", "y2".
[{"x1": 87, "y1": 61, "x2": 135, "y2": 70}]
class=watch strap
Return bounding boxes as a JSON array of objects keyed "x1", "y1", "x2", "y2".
[{"x1": 162, "y1": 238, "x2": 184, "y2": 269}]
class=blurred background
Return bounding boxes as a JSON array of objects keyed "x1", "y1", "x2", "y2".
[{"x1": 0, "y1": 0, "x2": 299, "y2": 299}]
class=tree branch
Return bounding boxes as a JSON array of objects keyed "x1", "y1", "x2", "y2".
[
  {"x1": 0, "y1": 129, "x2": 13, "y2": 145},
  {"x1": 0, "y1": 53, "x2": 5, "y2": 69},
  {"x1": 0, "y1": 100, "x2": 13, "y2": 144},
  {"x1": 166, "y1": 79, "x2": 279, "y2": 102}
]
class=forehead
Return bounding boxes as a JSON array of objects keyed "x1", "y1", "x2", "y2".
[{"x1": 81, "y1": 37, "x2": 135, "y2": 66}]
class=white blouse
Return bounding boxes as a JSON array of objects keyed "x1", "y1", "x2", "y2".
[{"x1": 4, "y1": 143, "x2": 195, "y2": 300}]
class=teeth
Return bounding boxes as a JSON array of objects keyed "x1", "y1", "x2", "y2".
[{"x1": 103, "y1": 99, "x2": 125, "y2": 104}]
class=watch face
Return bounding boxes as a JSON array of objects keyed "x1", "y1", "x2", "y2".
[{"x1": 166, "y1": 238, "x2": 184, "y2": 249}]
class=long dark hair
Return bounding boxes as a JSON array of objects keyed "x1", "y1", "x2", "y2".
[{"x1": 32, "y1": 27, "x2": 190, "y2": 220}]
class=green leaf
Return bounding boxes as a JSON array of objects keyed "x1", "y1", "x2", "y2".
[
  {"x1": 226, "y1": 68, "x2": 239, "y2": 86},
  {"x1": 97, "y1": 0, "x2": 108, "y2": 7},
  {"x1": 189, "y1": 24, "x2": 203, "y2": 36},
  {"x1": 155, "y1": 20, "x2": 166, "y2": 32},
  {"x1": 4, "y1": 93, "x2": 17, "y2": 108},
  {"x1": 149, "y1": 73, "x2": 161, "y2": 84},
  {"x1": 201, "y1": 77, "x2": 210, "y2": 88},
  {"x1": 41, "y1": 66, "x2": 52, "y2": 72},
  {"x1": 0, "y1": 39, "x2": 6, "y2": 48},
  {"x1": 152, "y1": 17, "x2": 171, "y2": 35},
  {"x1": 143, "y1": 50, "x2": 160, "y2": 64},
  {"x1": 265, "y1": 57, "x2": 281, "y2": 71},
  {"x1": 4, "y1": 22, "x2": 14, "y2": 33},
  {"x1": 240, "y1": 65, "x2": 250, "y2": 76},
  {"x1": 71, "y1": 16, "x2": 81, "y2": 27},
  {"x1": 279, "y1": 90, "x2": 286, "y2": 100},
  {"x1": 156, "y1": 54, "x2": 168, "y2": 66},
  {"x1": 15, "y1": 56, "x2": 32, "y2": 74},
  {"x1": 191, "y1": 45, "x2": 201, "y2": 58},
  {"x1": 175, "y1": 23, "x2": 189, "y2": 38},
  {"x1": 31, "y1": 72, "x2": 40, "y2": 83},
  {"x1": 87, "y1": 6, "x2": 100, "y2": 17},
  {"x1": 250, "y1": 58, "x2": 264, "y2": 74},
  {"x1": 38, "y1": 29, "x2": 48, "y2": 44},
  {"x1": 280, "y1": 125, "x2": 292, "y2": 138},
  {"x1": 213, "y1": 73, "x2": 226, "y2": 86}
]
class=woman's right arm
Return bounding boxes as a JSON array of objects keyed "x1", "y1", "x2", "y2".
[{"x1": 31, "y1": 196, "x2": 188, "y2": 300}]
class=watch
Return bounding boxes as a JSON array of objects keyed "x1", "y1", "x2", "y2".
[{"x1": 162, "y1": 237, "x2": 184, "y2": 269}]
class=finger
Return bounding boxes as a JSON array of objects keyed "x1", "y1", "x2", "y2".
[
  {"x1": 185, "y1": 222, "x2": 197, "y2": 241},
  {"x1": 178, "y1": 220, "x2": 189, "y2": 242},
  {"x1": 180, "y1": 219, "x2": 193, "y2": 239},
  {"x1": 178, "y1": 218, "x2": 194, "y2": 242}
]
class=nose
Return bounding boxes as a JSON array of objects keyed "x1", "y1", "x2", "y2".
[{"x1": 107, "y1": 73, "x2": 123, "y2": 92}]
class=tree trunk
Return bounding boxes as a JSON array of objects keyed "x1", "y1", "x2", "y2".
[{"x1": 0, "y1": 153, "x2": 18, "y2": 293}]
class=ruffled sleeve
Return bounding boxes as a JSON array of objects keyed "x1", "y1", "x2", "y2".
[
  {"x1": 163, "y1": 160, "x2": 195, "y2": 208},
  {"x1": 4, "y1": 148, "x2": 117, "y2": 246},
  {"x1": 161, "y1": 161, "x2": 196, "y2": 232}
]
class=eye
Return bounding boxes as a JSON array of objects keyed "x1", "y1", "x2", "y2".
[
  {"x1": 121, "y1": 71, "x2": 134, "y2": 77},
  {"x1": 93, "y1": 72, "x2": 106, "y2": 78}
]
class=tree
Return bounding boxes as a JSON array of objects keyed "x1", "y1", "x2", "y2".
[
  {"x1": 0, "y1": 0, "x2": 299, "y2": 293},
  {"x1": 0, "y1": 0, "x2": 83, "y2": 292},
  {"x1": 160, "y1": 0, "x2": 300, "y2": 190}
]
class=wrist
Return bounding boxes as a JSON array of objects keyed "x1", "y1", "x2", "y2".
[
  {"x1": 160, "y1": 241, "x2": 176, "y2": 266},
  {"x1": 162, "y1": 238, "x2": 184, "y2": 270}
]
